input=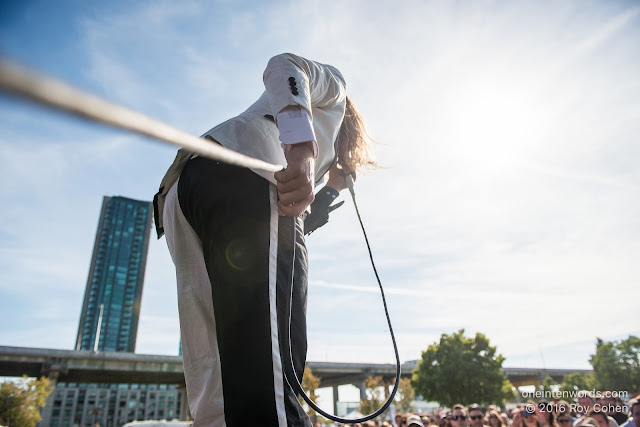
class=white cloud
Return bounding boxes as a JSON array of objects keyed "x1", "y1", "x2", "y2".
[
  {"x1": 1, "y1": 0, "x2": 639, "y2": 370},
  {"x1": 573, "y1": 6, "x2": 640, "y2": 59}
]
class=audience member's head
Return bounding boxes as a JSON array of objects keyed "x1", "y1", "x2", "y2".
[
  {"x1": 554, "y1": 401, "x2": 571, "y2": 415},
  {"x1": 587, "y1": 408, "x2": 609, "y2": 427},
  {"x1": 537, "y1": 401, "x2": 557, "y2": 427},
  {"x1": 469, "y1": 405, "x2": 485, "y2": 427},
  {"x1": 488, "y1": 409, "x2": 505, "y2": 427},
  {"x1": 628, "y1": 397, "x2": 640, "y2": 427},
  {"x1": 574, "y1": 417, "x2": 598, "y2": 427},
  {"x1": 440, "y1": 412, "x2": 453, "y2": 427},
  {"x1": 555, "y1": 411, "x2": 572, "y2": 427},
  {"x1": 522, "y1": 401, "x2": 541, "y2": 427},
  {"x1": 452, "y1": 404, "x2": 469, "y2": 427},
  {"x1": 578, "y1": 392, "x2": 595, "y2": 415},
  {"x1": 407, "y1": 414, "x2": 425, "y2": 427}
]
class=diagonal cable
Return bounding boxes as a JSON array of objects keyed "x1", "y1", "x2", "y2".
[{"x1": 0, "y1": 59, "x2": 282, "y2": 173}]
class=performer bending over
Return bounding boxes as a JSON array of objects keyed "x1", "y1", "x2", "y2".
[{"x1": 153, "y1": 53, "x2": 377, "y2": 426}]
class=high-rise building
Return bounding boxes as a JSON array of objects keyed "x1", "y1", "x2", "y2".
[
  {"x1": 75, "y1": 196, "x2": 153, "y2": 352},
  {"x1": 37, "y1": 195, "x2": 184, "y2": 427},
  {"x1": 44, "y1": 382, "x2": 182, "y2": 426}
]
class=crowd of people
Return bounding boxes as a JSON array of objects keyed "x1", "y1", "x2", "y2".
[{"x1": 328, "y1": 392, "x2": 639, "y2": 427}]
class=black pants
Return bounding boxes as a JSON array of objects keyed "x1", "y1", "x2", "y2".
[{"x1": 177, "y1": 156, "x2": 311, "y2": 426}]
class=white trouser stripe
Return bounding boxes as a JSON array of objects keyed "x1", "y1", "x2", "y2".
[
  {"x1": 163, "y1": 182, "x2": 226, "y2": 427},
  {"x1": 269, "y1": 184, "x2": 287, "y2": 427}
]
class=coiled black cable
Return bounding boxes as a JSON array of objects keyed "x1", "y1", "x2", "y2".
[{"x1": 282, "y1": 184, "x2": 401, "y2": 424}]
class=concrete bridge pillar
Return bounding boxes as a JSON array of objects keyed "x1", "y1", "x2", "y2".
[
  {"x1": 39, "y1": 368, "x2": 60, "y2": 427},
  {"x1": 332, "y1": 385, "x2": 339, "y2": 415},
  {"x1": 177, "y1": 384, "x2": 190, "y2": 421},
  {"x1": 384, "y1": 378, "x2": 391, "y2": 400},
  {"x1": 357, "y1": 380, "x2": 367, "y2": 401}
]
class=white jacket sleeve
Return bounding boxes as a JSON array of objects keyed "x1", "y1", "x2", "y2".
[
  {"x1": 263, "y1": 53, "x2": 347, "y2": 116},
  {"x1": 263, "y1": 53, "x2": 347, "y2": 154}
]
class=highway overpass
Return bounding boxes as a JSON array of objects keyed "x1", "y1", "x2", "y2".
[
  {"x1": 0, "y1": 345, "x2": 591, "y2": 418},
  {"x1": 0, "y1": 345, "x2": 591, "y2": 389}
]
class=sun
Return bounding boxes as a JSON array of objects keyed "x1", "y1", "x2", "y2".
[{"x1": 445, "y1": 69, "x2": 542, "y2": 173}]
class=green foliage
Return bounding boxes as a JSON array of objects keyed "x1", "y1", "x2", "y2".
[
  {"x1": 359, "y1": 376, "x2": 385, "y2": 417},
  {"x1": 590, "y1": 336, "x2": 640, "y2": 391},
  {"x1": 0, "y1": 376, "x2": 54, "y2": 427},
  {"x1": 559, "y1": 372, "x2": 596, "y2": 395},
  {"x1": 299, "y1": 367, "x2": 321, "y2": 418},
  {"x1": 411, "y1": 329, "x2": 512, "y2": 407},
  {"x1": 502, "y1": 379, "x2": 516, "y2": 401},
  {"x1": 396, "y1": 377, "x2": 415, "y2": 413},
  {"x1": 540, "y1": 375, "x2": 557, "y2": 398}
]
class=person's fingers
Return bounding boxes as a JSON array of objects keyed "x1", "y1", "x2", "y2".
[
  {"x1": 277, "y1": 184, "x2": 314, "y2": 207},
  {"x1": 277, "y1": 182, "x2": 315, "y2": 216},
  {"x1": 274, "y1": 156, "x2": 311, "y2": 181},
  {"x1": 326, "y1": 169, "x2": 348, "y2": 191},
  {"x1": 278, "y1": 193, "x2": 314, "y2": 216},
  {"x1": 277, "y1": 174, "x2": 311, "y2": 194},
  {"x1": 274, "y1": 167, "x2": 296, "y2": 183}
]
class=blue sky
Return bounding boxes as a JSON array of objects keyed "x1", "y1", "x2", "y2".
[{"x1": 1, "y1": 0, "x2": 639, "y2": 380}]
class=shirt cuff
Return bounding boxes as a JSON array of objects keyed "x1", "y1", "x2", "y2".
[{"x1": 277, "y1": 107, "x2": 318, "y2": 158}]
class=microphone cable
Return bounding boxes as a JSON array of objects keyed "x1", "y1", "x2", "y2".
[{"x1": 282, "y1": 178, "x2": 401, "y2": 424}]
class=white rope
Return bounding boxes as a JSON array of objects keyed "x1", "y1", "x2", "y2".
[{"x1": 0, "y1": 59, "x2": 283, "y2": 173}]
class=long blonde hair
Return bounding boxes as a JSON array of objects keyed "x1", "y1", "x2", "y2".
[{"x1": 336, "y1": 96, "x2": 380, "y2": 173}]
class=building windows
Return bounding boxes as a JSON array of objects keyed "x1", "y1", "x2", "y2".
[{"x1": 76, "y1": 196, "x2": 151, "y2": 353}]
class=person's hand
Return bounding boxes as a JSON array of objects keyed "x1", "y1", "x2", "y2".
[
  {"x1": 325, "y1": 164, "x2": 356, "y2": 192},
  {"x1": 274, "y1": 141, "x2": 315, "y2": 216},
  {"x1": 512, "y1": 411, "x2": 522, "y2": 427}
]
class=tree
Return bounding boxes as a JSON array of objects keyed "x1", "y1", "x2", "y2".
[
  {"x1": 539, "y1": 376, "x2": 557, "y2": 399},
  {"x1": 359, "y1": 376, "x2": 385, "y2": 417},
  {"x1": 560, "y1": 372, "x2": 596, "y2": 395},
  {"x1": 396, "y1": 377, "x2": 415, "y2": 413},
  {"x1": 411, "y1": 329, "x2": 514, "y2": 407},
  {"x1": 590, "y1": 336, "x2": 640, "y2": 391},
  {"x1": 299, "y1": 367, "x2": 321, "y2": 419},
  {"x1": 0, "y1": 376, "x2": 54, "y2": 427}
]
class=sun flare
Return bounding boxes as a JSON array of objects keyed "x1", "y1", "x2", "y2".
[{"x1": 447, "y1": 70, "x2": 542, "y2": 172}]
